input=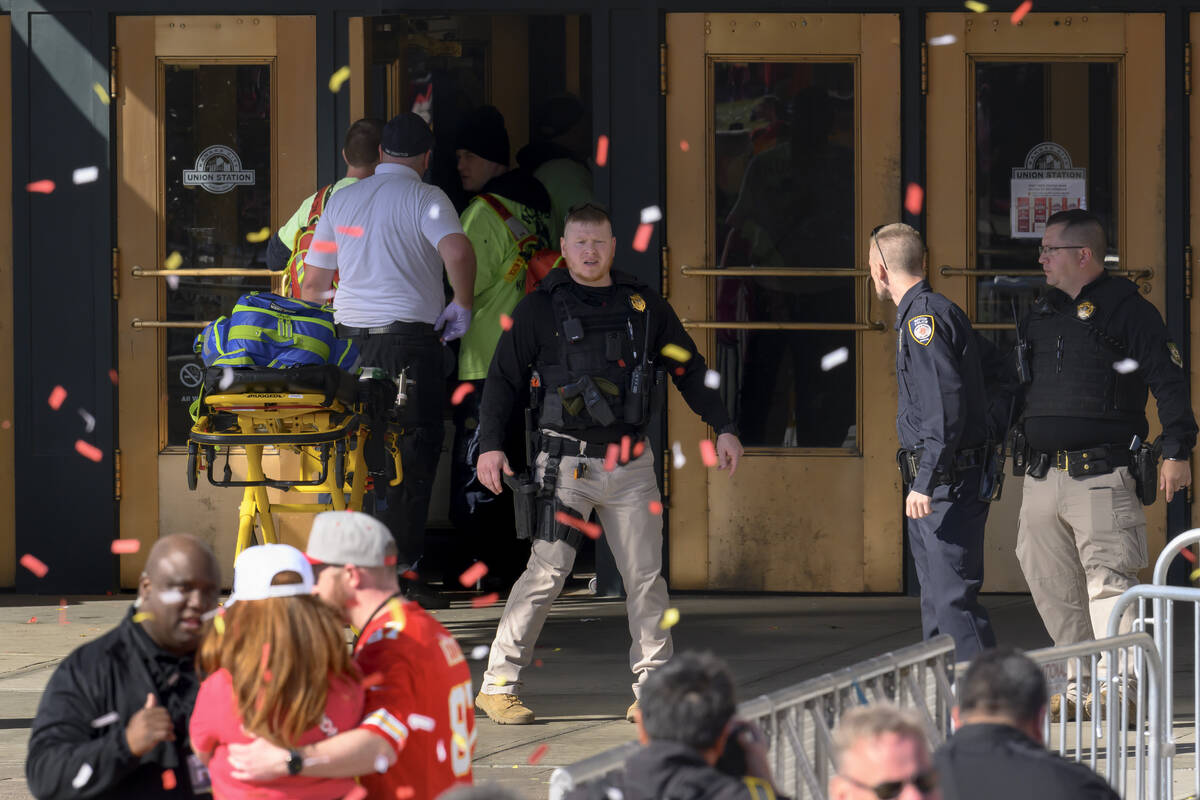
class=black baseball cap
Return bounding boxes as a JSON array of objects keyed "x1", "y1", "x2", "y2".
[{"x1": 381, "y1": 112, "x2": 434, "y2": 158}]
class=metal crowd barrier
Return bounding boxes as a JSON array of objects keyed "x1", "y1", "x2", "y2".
[{"x1": 547, "y1": 635, "x2": 957, "y2": 800}]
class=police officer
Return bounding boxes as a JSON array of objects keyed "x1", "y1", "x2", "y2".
[
  {"x1": 868, "y1": 222, "x2": 997, "y2": 660},
  {"x1": 473, "y1": 202, "x2": 743, "y2": 725},
  {"x1": 1014, "y1": 209, "x2": 1196, "y2": 715}
]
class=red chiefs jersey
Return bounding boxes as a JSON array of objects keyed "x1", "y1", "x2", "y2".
[{"x1": 354, "y1": 598, "x2": 475, "y2": 799}]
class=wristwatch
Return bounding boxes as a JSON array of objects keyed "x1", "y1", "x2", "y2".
[{"x1": 286, "y1": 749, "x2": 304, "y2": 776}]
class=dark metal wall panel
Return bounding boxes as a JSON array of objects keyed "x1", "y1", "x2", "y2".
[{"x1": 13, "y1": 8, "x2": 115, "y2": 592}]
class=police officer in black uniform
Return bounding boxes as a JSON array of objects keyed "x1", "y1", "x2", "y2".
[
  {"x1": 472, "y1": 202, "x2": 744, "y2": 725},
  {"x1": 868, "y1": 222, "x2": 997, "y2": 660},
  {"x1": 1014, "y1": 209, "x2": 1196, "y2": 715}
]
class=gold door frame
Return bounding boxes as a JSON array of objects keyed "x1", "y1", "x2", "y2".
[{"x1": 0, "y1": 15, "x2": 13, "y2": 587}]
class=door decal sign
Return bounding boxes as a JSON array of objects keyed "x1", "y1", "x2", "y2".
[
  {"x1": 183, "y1": 145, "x2": 255, "y2": 194},
  {"x1": 1010, "y1": 142, "x2": 1086, "y2": 239}
]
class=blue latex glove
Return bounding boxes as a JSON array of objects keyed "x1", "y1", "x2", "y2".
[{"x1": 434, "y1": 301, "x2": 472, "y2": 341}]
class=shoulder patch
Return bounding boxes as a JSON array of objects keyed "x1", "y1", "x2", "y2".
[
  {"x1": 907, "y1": 315, "x2": 935, "y2": 346},
  {"x1": 1076, "y1": 300, "x2": 1096, "y2": 320},
  {"x1": 1168, "y1": 341, "x2": 1184, "y2": 368},
  {"x1": 628, "y1": 293, "x2": 646, "y2": 312}
]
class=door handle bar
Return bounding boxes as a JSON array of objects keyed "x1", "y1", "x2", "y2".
[
  {"x1": 680, "y1": 265, "x2": 869, "y2": 277},
  {"x1": 681, "y1": 320, "x2": 886, "y2": 331},
  {"x1": 132, "y1": 266, "x2": 283, "y2": 278},
  {"x1": 939, "y1": 266, "x2": 1153, "y2": 281}
]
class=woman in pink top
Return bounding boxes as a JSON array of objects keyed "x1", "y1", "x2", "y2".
[{"x1": 190, "y1": 544, "x2": 365, "y2": 800}]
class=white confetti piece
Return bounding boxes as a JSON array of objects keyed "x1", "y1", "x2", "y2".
[
  {"x1": 470, "y1": 645, "x2": 490, "y2": 660},
  {"x1": 640, "y1": 205, "x2": 663, "y2": 225},
  {"x1": 436, "y1": 740, "x2": 447, "y2": 762},
  {"x1": 407, "y1": 713, "x2": 436, "y2": 732},
  {"x1": 72, "y1": 763, "x2": 94, "y2": 789},
  {"x1": 1113, "y1": 358, "x2": 1139, "y2": 374},
  {"x1": 72, "y1": 166, "x2": 99, "y2": 185},
  {"x1": 157, "y1": 589, "x2": 184, "y2": 605},
  {"x1": 672, "y1": 441, "x2": 686, "y2": 468},
  {"x1": 78, "y1": 408, "x2": 96, "y2": 433},
  {"x1": 374, "y1": 754, "x2": 389, "y2": 773},
  {"x1": 605, "y1": 789, "x2": 625, "y2": 800},
  {"x1": 929, "y1": 34, "x2": 958, "y2": 46},
  {"x1": 219, "y1": 367, "x2": 235, "y2": 391},
  {"x1": 704, "y1": 369, "x2": 721, "y2": 389},
  {"x1": 166, "y1": 274, "x2": 180, "y2": 290},
  {"x1": 90, "y1": 712, "x2": 119, "y2": 728},
  {"x1": 429, "y1": 205, "x2": 441, "y2": 220},
  {"x1": 821, "y1": 346, "x2": 850, "y2": 371}
]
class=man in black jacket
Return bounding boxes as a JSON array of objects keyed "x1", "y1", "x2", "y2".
[
  {"x1": 26, "y1": 534, "x2": 221, "y2": 799},
  {"x1": 934, "y1": 648, "x2": 1120, "y2": 800},
  {"x1": 568, "y1": 651, "x2": 782, "y2": 800}
]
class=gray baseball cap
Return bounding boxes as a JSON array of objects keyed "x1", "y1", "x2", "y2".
[{"x1": 305, "y1": 511, "x2": 396, "y2": 567}]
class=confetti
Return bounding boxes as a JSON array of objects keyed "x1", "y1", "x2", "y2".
[
  {"x1": 555, "y1": 510, "x2": 602, "y2": 539},
  {"x1": 453, "y1": 732, "x2": 468, "y2": 751},
  {"x1": 528, "y1": 744, "x2": 549, "y2": 765},
  {"x1": 164, "y1": 251, "x2": 183, "y2": 270},
  {"x1": 640, "y1": 206, "x2": 663, "y2": 225},
  {"x1": 679, "y1": 140, "x2": 690, "y2": 152},
  {"x1": 534, "y1": 659, "x2": 544, "y2": 667},
  {"x1": 407, "y1": 713, "x2": 436, "y2": 731},
  {"x1": 929, "y1": 34, "x2": 958, "y2": 46},
  {"x1": 620, "y1": 435, "x2": 632, "y2": 464},
  {"x1": 1011, "y1": 0, "x2": 1033, "y2": 23},
  {"x1": 158, "y1": 589, "x2": 184, "y2": 605},
  {"x1": 500, "y1": 313, "x2": 514, "y2": 331},
  {"x1": 72, "y1": 764, "x2": 94, "y2": 789},
  {"x1": 219, "y1": 367, "x2": 235, "y2": 391},
  {"x1": 345, "y1": 788, "x2": 368, "y2": 800},
  {"x1": 245, "y1": 227, "x2": 271, "y2": 243},
  {"x1": 26, "y1": 180, "x2": 55, "y2": 194},
  {"x1": 436, "y1": 740, "x2": 447, "y2": 762},
  {"x1": 132, "y1": 612, "x2": 154, "y2": 623},
  {"x1": 109, "y1": 369, "x2": 119, "y2": 384},
  {"x1": 27, "y1": 616, "x2": 37, "y2": 624},
  {"x1": 214, "y1": 615, "x2": 225, "y2": 635},
  {"x1": 699, "y1": 439, "x2": 718, "y2": 467},
  {"x1": 659, "y1": 608, "x2": 680, "y2": 630},
  {"x1": 1192, "y1": 568, "x2": 1200, "y2": 582},
  {"x1": 336, "y1": 225, "x2": 364, "y2": 237},
  {"x1": 1, "y1": 420, "x2": 9, "y2": 429},
  {"x1": 162, "y1": 770, "x2": 177, "y2": 790},
  {"x1": 374, "y1": 754, "x2": 390, "y2": 773},
  {"x1": 362, "y1": 672, "x2": 385, "y2": 689},
  {"x1": 310, "y1": 240, "x2": 337, "y2": 253},
  {"x1": 78, "y1": 408, "x2": 96, "y2": 433},
  {"x1": 470, "y1": 645, "x2": 490, "y2": 660},
  {"x1": 48, "y1": 385, "x2": 67, "y2": 410},
  {"x1": 459, "y1": 561, "x2": 489, "y2": 587},
  {"x1": 633, "y1": 440, "x2": 645, "y2": 458},
  {"x1": 110, "y1": 539, "x2": 140, "y2": 554},
  {"x1": 632, "y1": 222, "x2": 653, "y2": 252},
  {"x1": 1113, "y1": 358, "x2": 1139, "y2": 374},
  {"x1": 328, "y1": 66, "x2": 351, "y2": 93},
  {"x1": 672, "y1": 441, "x2": 686, "y2": 468},
  {"x1": 595, "y1": 134, "x2": 610, "y2": 167},
  {"x1": 91, "y1": 711, "x2": 120, "y2": 728},
  {"x1": 93, "y1": 82, "x2": 111, "y2": 105},
  {"x1": 401, "y1": 570, "x2": 419, "y2": 581},
  {"x1": 428, "y1": 205, "x2": 441, "y2": 220},
  {"x1": 1181, "y1": 548, "x2": 1197, "y2": 564},
  {"x1": 395, "y1": 788, "x2": 415, "y2": 800},
  {"x1": 704, "y1": 370, "x2": 721, "y2": 389},
  {"x1": 451, "y1": 383, "x2": 476, "y2": 406},
  {"x1": 904, "y1": 183, "x2": 925, "y2": 216},
  {"x1": 822, "y1": 347, "x2": 850, "y2": 371},
  {"x1": 605, "y1": 789, "x2": 625, "y2": 800},
  {"x1": 472, "y1": 592, "x2": 501, "y2": 608},
  {"x1": 76, "y1": 440, "x2": 103, "y2": 462},
  {"x1": 965, "y1": 0, "x2": 988, "y2": 10},
  {"x1": 660, "y1": 343, "x2": 691, "y2": 363},
  {"x1": 20, "y1": 554, "x2": 48, "y2": 578},
  {"x1": 604, "y1": 442, "x2": 620, "y2": 472},
  {"x1": 72, "y1": 166, "x2": 100, "y2": 185},
  {"x1": 648, "y1": 500, "x2": 663, "y2": 515},
  {"x1": 261, "y1": 642, "x2": 271, "y2": 671}
]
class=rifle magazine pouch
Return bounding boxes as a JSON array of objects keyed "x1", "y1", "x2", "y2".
[{"x1": 503, "y1": 472, "x2": 539, "y2": 539}]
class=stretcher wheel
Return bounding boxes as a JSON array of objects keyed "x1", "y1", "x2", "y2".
[
  {"x1": 186, "y1": 442, "x2": 199, "y2": 491},
  {"x1": 334, "y1": 440, "x2": 347, "y2": 488}
]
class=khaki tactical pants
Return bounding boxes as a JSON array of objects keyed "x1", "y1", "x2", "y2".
[
  {"x1": 1016, "y1": 466, "x2": 1147, "y2": 682},
  {"x1": 482, "y1": 442, "x2": 672, "y2": 698}
]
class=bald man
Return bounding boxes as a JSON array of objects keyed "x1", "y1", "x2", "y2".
[{"x1": 27, "y1": 535, "x2": 221, "y2": 799}]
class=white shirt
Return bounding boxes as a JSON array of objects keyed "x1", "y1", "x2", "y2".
[{"x1": 306, "y1": 163, "x2": 463, "y2": 327}]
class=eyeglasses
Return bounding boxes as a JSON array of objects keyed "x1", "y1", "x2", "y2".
[
  {"x1": 840, "y1": 769, "x2": 939, "y2": 799},
  {"x1": 1038, "y1": 244, "x2": 1086, "y2": 256},
  {"x1": 871, "y1": 224, "x2": 889, "y2": 273}
]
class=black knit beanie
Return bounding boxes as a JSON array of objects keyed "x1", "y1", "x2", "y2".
[{"x1": 454, "y1": 105, "x2": 510, "y2": 167}]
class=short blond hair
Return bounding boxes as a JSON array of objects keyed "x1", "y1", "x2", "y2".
[
  {"x1": 831, "y1": 704, "x2": 929, "y2": 771},
  {"x1": 871, "y1": 223, "x2": 926, "y2": 277}
]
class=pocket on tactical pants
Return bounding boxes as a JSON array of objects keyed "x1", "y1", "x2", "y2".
[{"x1": 1084, "y1": 475, "x2": 1147, "y2": 575}]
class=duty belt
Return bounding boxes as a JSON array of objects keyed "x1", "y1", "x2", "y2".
[
  {"x1": 539, "y1": 431, "x2": 641, "y2": 459},
  {"x1": 1023, "y1": 443, "x2": 1130, "y2": 479},
  {"x1": 896, "y1": 444, "x2": 987, "y2": 487},
  {"x1": 336, "y1": 321, "x2": 433, "y2": 337},
  {"x1": 902, "y1": 445, "x2": 988, "y2": 470}
]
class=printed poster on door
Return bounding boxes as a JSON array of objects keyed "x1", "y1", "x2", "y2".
[{"x1": 1010, "y1": 142, "x2": 1086, "y2": 239}]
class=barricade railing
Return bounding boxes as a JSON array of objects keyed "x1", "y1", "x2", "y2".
[{"x1": 547, "y1": 635, "x2": 957, "y2": 800}]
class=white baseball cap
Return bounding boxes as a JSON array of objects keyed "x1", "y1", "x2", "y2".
[
  {"x1": 305, "y1": 511, "x2": 396, "y2": 568},
  {"x1": 226, "y1": 544, "x2": 314, "y2": 606}
]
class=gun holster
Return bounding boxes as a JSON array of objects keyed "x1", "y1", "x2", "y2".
[
  {"x1": 1130, "y1": 439, "x2": 1162, "y2": 506},
  {"x1": 978, "y1": 440, "x2": 1006, "y2": 503},
  {"x1": 503, "y1": 471, "x2": 539, "y2": 540},
  {"x1": 896, "y1": 449, "x2": 919, "y2": 487}
]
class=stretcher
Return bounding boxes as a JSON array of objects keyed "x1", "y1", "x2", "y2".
[{"x1": 185, "y1": 365, "x2": 402, "y2": 558}]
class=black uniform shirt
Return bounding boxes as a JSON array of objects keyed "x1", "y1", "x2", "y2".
[
  {"x1": 478, "y1": 269, "x2": 734, "y2": 452},
  {"x1": 895, "y1": 280, "x2": 990, "y2": 495},
  {"x1": 1022, "y1": 272, "x2": 1197, "y2": 459},
  {"x1": 935, "y1": 723, "x2": 1120, "y2": 800}
]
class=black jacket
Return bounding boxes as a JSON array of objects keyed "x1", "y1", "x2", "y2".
[
  {"x1": 934, "y1": 723, "x2": 1120, "y2": 800},
  {"x1": 26, "y1": 609, "x2": 203, "y2": 799},
  {"x1": 566, "y1": 742, "x2": 779, "y2": 800}
]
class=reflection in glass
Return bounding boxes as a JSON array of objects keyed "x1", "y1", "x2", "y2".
[
  {"x1": 974, "y1": 62, "x2": 1118, "y2": 349},
  {"x1": 163, "y1": 64, "x2": 273, "y2": 446},
  {"x1": 712, "y1": 61, "x2": 857, "y2": 448}
]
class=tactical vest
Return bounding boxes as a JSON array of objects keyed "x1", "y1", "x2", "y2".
[
  {"x1": 1022, "y1": 278, "x2": 1146, "y2": 424},
  {"x1": 536, "y1": 270, "x2": 654, "y2": 432}
]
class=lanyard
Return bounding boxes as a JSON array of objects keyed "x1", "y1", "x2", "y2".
[{"x1": 351, "y1": 590, "x2": 403, "y2": 652}]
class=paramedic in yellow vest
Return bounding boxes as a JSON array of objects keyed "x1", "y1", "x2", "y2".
[
  {"x1": 265, "y1": 118, "x2": 384, "y2": 272},
  {"x1": 452, "y1": 105, "x2": 553, "y2": 589}
]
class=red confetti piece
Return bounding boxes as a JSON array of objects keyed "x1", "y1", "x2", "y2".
[
  {"x1": 459, "y1": 561, "x2": 489, "y2": 587},
  {"x1": 345, "y1": 788, "x2": 368, "y2": 800},
  {"x1": 472, "y1": 592, "x2": 500, "y2": 608},
  {"x1": 1181, "y1": 547, "x2": 1197, "y2": 564},
  {"x1": 674, "y1": 367, "x2": 685, "y2": 376},
  {"x1": 620, "y1": 435, "x2": 631, "y2": 464},
  {"x1": 528, "y1": 743, "x2": 549, "y2": 765},
  {"x1": 1, "y1": 420, "x2": 10, "y2": 430},
  {"x1": 633, "y1": 440, "x2": 645, "y2": 458},
  {"x1": 395, "y1": 788, "x2": 415, "y2": 800},
  {"x1": 1011, "y1": 0, "x2": 1033, "y2": 23},
  {"x1": 534, "y1": 658, "x2": 544, "y2": 667},
  {"x1": 108, "y1": 369, "x2": 119, "y2": 385},
  {"x1": 110, "y1": 539, "x2": 140, "y2": 554},
  {"x1": 384, "y1": 555, "x2": 398, "y2": 566},
  {"x1": 310, "y1": 240, "x2": 337, "y2": 253},
  {"x1": 27, "y1": 616, "x2": 37, "y2": 624},
  {"x1": 401, "y1": 570, "x2": 419, "y2": 580},
  {"x1": 699, "y1": 439, "x2": 718, "y2": 467},
  {"x1": 604, "y1": 443, "x2": 619, "y2": 472},
  {"x1": 554, "y1": 510, "x2": 601, "y2": 539},
  {"x1": 648, "y1": 500, "x2": 663, "y2": 515},
  {"x1": 261, "y1": 642, "x2": 271, "y2": 670},
  {"x1": 336, "y1": 225, "x2": 364, "y2": 237},
  {"x1": 451, "y1": 383, "x2": 475, "y2": 406},
  {"x1": 20, "y1": 554, "x2": 48, "y2": 578},
  {"x1": 161, "y1": 769, "x2": 177, "y2": 790},
  {"x1": 26, "y1": 179, "x2": 55, "y2": 194},
  {"x1": 904, "y1": 183, "x2": 924, "y2": 216},
  {"x1": 48, "y1": 385, "x2": 67, "y2": 410},
  {"x1": 262, "y1": 669, "x2": 272, "y2": 683},
  {"x1": 500, "y1": 313, "x2": 514, "y2": 331},
  {"x1": 361, "y1": 672, "x2": 385, "y2": 689},
  {"x1": 632, "y1": 222, "x2": 653, "y2": 252},
  {"x1": 595, "y1": 135, "x2": 610, "y2": 167},
  {"x1": 679, "y1": 140, "x2": 690, "y2": 152},
  {"x1": 75, "y1": 440, "x2": 103, "y2": 462}
]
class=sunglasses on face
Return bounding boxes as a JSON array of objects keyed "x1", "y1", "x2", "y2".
[{"x1": 841, "y1": 768, "x2": 939, "y2": 799}]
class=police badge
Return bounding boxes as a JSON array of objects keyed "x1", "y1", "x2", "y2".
[
  {"x1": 907, "y1": 315, "x2": 935, "y2": 346},
  {"x1": 629, "y1": 294, "x2": 646, "y2": 312},
  {"x1": 1168, "y1": 341, "x2": 1184, "y2": 368},
  {"x1": 1076, "y1": 301, "x2": 1096, "y2": 320}
]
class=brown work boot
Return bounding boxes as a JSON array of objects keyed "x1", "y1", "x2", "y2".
[
  {"x1": 475, "y1": 691, "x2": 535, "y2": 725},
  {"x1": 626, "y1": 699, "x2": 639, "y2": 723},
  {"x1": 1049, "y1": 692, "x2": 1081, "y2": 723},
  {"x1": 1087, "y1": 686, "x2": 1140, "y2": 729}
]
